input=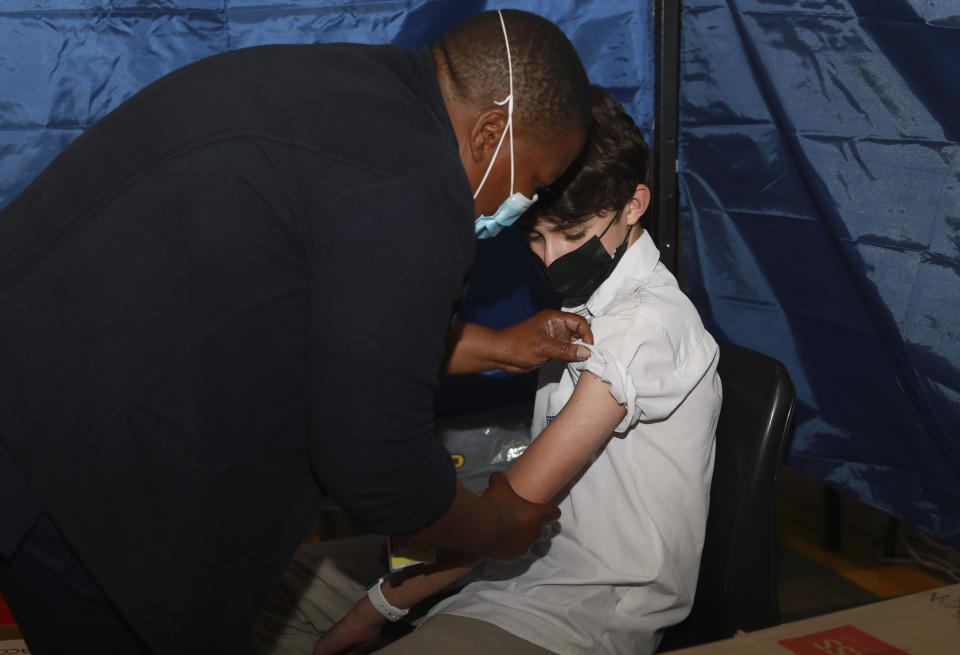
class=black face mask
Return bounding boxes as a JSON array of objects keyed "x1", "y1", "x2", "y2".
[{"x1": 532, "y1": 216, "x2": 632, "y2": 302}]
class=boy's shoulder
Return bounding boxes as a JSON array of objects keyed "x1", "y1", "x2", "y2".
[
  {"x1": 567, "y1": 231, "x2": 718, "y2": 376},
  {"x1": 581, "y1": 232, "x2": 696, "y2": 326},
  {"x1": 584, "y1": 263, "x2": 718, "y2": 383},
  {"x1": 593, "y1": 263, "x2": 706, "y2": 337}
]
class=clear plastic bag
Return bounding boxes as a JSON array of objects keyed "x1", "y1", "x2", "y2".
[{"x1": 437, "y1": 401, "x2": 535, "y2": 494}]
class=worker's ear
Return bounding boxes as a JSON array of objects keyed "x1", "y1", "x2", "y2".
[
  {"x1": 623, "y1": 184, "x2": 651, "y2": 226},
  {"x1": 468, "y1": 106, "x2": 509, "y2": 165}
]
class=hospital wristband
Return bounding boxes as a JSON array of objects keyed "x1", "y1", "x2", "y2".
[{"x1": 367, "y1": 577, "x2": 409, "y2": 622}]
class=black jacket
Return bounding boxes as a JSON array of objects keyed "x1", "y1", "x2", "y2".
[{"x1": 0, "y1": 43, "x2": 472, "y2": 653}]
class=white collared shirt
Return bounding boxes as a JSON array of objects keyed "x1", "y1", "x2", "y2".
[{"x1": 430, "y1": 231, "x2": 722, "y2": 655}]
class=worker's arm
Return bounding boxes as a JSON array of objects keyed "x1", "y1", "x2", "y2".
[
  {"x1": 442, "y1": 310, "x2": 594, "y2": 375},
  {"x1": 311, "y1": 175, "x2": 566, "y2": 554},
  {"x1": 399, "y1": 473, "x2": 559, "y2": 559},
  {"x1": 313, "y1": 371, "x2": 627, "y2": 655}
]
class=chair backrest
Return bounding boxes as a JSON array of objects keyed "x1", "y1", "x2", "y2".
[{"x1": 659, "y1": 342, "x2": 797, "y2": 651}]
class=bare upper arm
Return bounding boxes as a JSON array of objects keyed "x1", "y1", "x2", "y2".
[{"x1": 505, "y1": 371, "x2": 628, "y2": 504}]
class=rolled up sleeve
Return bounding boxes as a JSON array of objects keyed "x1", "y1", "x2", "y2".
[{"x1": 572, "y1": 313, "x2": 718, "y2": 431}]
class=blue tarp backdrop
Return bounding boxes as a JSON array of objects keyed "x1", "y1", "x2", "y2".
[
  {"x1": 680, "y1": 0, "x2": 960, "y2": 543},
  {"x1": 2, "y1": 0, "x2": 959, "y2": 544},
  {"x1": 0, "y1": 0, "x2": 655, "y2": 404},
  {"x1": 0, "y1": 0, "x2": 654, "y2": 206}
]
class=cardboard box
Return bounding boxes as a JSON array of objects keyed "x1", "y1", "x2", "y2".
[
  {"x1": 671, "y1": 584, "x2": 959, "y2": 654},
  {"x1": 0, "y1": 626, "x2": 21, "y2": 642},
  {"x1": 0, "y1": 638, "x2": 27, "y2": 652}
]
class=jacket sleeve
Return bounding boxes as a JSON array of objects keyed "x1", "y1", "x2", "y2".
[{"x1": 306, "y1": 169, "x2": 473, "y2": 535}]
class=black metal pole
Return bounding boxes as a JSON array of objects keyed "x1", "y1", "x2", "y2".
[
  {"x1": 823, "y1": 486, "x2": 842, "y2": 550},
  {"x1": 651, "y1": 0, "x2": 682, "y2": 279}
]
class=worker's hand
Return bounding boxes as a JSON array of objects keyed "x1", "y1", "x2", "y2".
[
  {"x1": 494, "y1": 309, "x2": 594, "y2": 373},
  {"x1": 312, "y1": 596, "x2": 384, "y2": 655},
  {"x1": 480, "y1": 472, "x2": 561, "y2": 559}
]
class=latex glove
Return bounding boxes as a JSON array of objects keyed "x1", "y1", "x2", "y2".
[
  {"x1": 312, "y1": 596, "x2": 385, "y2": 655},
  {"x1": 495, "y1": 309, "x2": 594, "y2": 373}
]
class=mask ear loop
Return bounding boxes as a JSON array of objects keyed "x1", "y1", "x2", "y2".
[
  {"x1": 471, "y1": 10, "x2": 515, "y2": 201},
  {"x1": 598, "y1": 210, "x2": 621, "y2": 238},
  {"x1": 499, "y1": 9, "x2": 516, "y2": 197},
  {"x1": 597, "y1": 210, "x2": 633, "y2": 256},
  {"x1": 472, "y1": 100, "x2": 510, "y2": 200}
]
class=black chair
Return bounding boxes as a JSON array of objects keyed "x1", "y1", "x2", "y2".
[{"x1": 659, "y1": 342, "x2": 797, "y2": 651}]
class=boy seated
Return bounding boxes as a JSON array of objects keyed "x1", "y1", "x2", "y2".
[{"x1": 257, "y1": 87, "x2": 722, "y2": 655}]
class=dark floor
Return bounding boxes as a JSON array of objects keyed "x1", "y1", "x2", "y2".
[
  {"x1": 778, "y1": 540, "x2": 882, "y2": 621},
  {"x1": 775, "y1": 467, "x2": 955, "y2": 623}
]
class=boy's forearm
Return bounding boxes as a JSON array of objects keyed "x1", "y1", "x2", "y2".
[
  {"x1": 380, "y1": 374, "x2": 626, "y2": 610},
  {"x1": 323, "y1": 553, "x2": 484, "y2": 655}
]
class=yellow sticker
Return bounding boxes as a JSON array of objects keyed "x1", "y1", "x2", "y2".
[
  {"x1": 388, "y1": 536, "x2": 437, "y2": 571},
  {"x1": 450, "y1": 453, "x2": 465, "y2": 468}
]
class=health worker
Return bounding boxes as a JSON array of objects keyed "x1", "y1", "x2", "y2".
[{"x1": 0, "y1": 9, "x2": 592, "y2": 655}]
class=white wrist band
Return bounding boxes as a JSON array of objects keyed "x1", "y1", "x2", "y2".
[{"x1": 367, "y1": 577, "x2": 409, "y2": 622}]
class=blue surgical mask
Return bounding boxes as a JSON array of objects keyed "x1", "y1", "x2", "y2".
[
  {"x1": 475, "y1": 192, "x2": 537, "y2": 240},
  {"x1": 473, "y1": 10, "x2": 538, "y2": 240}
]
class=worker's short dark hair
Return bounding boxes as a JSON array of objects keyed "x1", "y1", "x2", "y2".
[
  {"x1": 520, "y1": 86, "x2": 651, "y2": 230},
  {"x1": 433, "y1": 9, "x2": 591, "y2": 139}
]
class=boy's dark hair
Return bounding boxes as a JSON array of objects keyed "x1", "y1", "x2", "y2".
[
  {"x1": 520, "y1": 86, "x2": 651, "y2": 230},
  {"x1": 432, "y1": 9, "x2": 591, "y2": 139}
]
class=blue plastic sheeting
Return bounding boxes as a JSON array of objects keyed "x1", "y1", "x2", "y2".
[
  {"x1": 0, "y1": 1, "x2": 653, "y2": 407},
  {"x1": 0, "y1": 0, "x2": 653, "y2": 206},
  {"x1": 680, "y1": 0, "x2": 960, "y2": 542}
]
